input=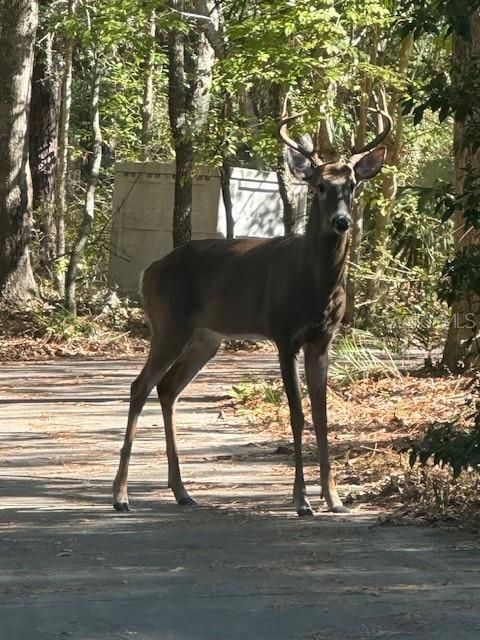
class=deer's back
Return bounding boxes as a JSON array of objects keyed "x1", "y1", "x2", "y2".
[{"x1": 141, "y1": 236, "x2": 343, "y2": 342}]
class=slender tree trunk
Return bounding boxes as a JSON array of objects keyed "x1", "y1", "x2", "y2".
[
  {"x1": 344, "y1": 198, "x2": 365, "y2": 324},
  {"x1": 171, "y1": 139, "x2": 193, "y2": 248},
  {"x1": 168, "y1": 1, "x2": 192, "y2": 247},
  {"x1": 217, "y1": 92, "x2": 234, "y2": 238},
  {"x1": 65, "y1": 55, "x2": 102, "y2": 315},
  {"x1": 366, "y1": 34, "x2": 413, "y2": 308},
  {"x1": 345, "y1": 81, "x2": 370, "y2": 324},
  {"x1": 140, "y1": 8, "x2": 156, "y2": 160},
  {"x1": 0, "y1": 0, "x2": 38, "y2": 305},
  {"x1": 29, "y1": 28, "x2": 60, "y2": 273},
  {"x1": 442, "y1": 10, "x2": 480, "y2": 371},
  {"x1": 191, "y1": 25, "x2": 215, "y2": 128},
  {"x1": 264, "y1": 83, "x2": 298, "y2": 234},
  {"x1": 220, "y1": 157, "x2": 234, "y2": 238},
  {"x1": 193, "y1": 2, "x2": 233, "y2": 237},
  {"x1": 53, "y1": 0, "x2": 76, "y2": 295},
  {"x1": 168, "y1": 0, "x2": 215, "y2": 248},
  {"x1": 277, "y1": 146, "x2": 298, "y2": 235}
]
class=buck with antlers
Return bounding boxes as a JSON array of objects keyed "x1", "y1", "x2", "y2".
[{"x1": 113, "y1": 110, "x2": 390, "y2": 516}]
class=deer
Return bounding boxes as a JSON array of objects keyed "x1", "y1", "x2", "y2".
[{"x1": 113, "y1": 109, "x2": 391, "y2": 517}]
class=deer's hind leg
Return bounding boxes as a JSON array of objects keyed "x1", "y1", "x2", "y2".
[
  {"x1": 157, "y1": 329, "x2": 221, "y2": 506},
  {"x1": 113, "y1": 330, "x2": 191, "y2": 512}
]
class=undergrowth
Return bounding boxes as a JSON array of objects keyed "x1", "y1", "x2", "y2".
[
  {"x1": 331, "y1": 331, "x2": 402, "y2": 386},
  {"x1": 228, "y1": 353, "x2": 479, "y2": 528},
  {"x1": 0, "y1": 294, "x2": 149, "y2": 359}
]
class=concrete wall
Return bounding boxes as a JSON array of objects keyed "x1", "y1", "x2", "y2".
[{"x1": 108, "y1": 161, "x2": 307, "y2": 294}]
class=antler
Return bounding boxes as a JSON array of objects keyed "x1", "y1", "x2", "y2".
[
  {"x1": 277, "y1": 114, "x2": 317, "y2": 162},
  {"x1": 277, "y1": 96, "x2": 322, "y2": 165},
  {"x1": 351, "y1": 108, "x2": 392, "y2": 155}
]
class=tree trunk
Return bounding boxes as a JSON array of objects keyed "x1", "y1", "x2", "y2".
[
  {"x1": 171, "y1": 139, "x2": 193, "y2": 248},
  {"x1": 220, "y1": 157, "x2": 234, "y2": 238},
  {"x1": 140, "y1": 8, "x2": 156, "y2": 160},
  {"x1": 344, "y1": 82, "x2": 371, "y2": 324},
  {"x1": 277, "y1": 146, "x2": 298, "y2": 235},
  {"x1": 53, "y1": 0, "x2": 76, "y2": 296},
  {"x1": 442, "y1": 11, "x2": 480, "y2": 371},
  {"x1": 168, "y1": 0, "x2": 215, "y2": 248},
  {"x1": 191, "y1": 26, "x2": 215, "y2": 129},
  {"x1": 0, "y1": 0, "x2": 38, "y2": 305},
  {"x1": 261, "y1": 83, "x2": 299, "y2": 234},
  {"x1": 344, "y1": 198, "x2": 365, "y2": 324},
  {"x1": 65, "y1": 55, "x2": 102, "y2": 315},
  {"x1": 168, "y1": 1, "x2": 192, "y2": 247},
  {"x1": 365, "y1": 34, "x2": 413, "y2": 308},
  {"x1": 29, "y1": 28, "x2": 60, "y2": 273}
]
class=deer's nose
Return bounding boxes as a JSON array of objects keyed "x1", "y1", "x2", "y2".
[{"x1": 332, "y1": 215, "x2": 351, "y2": 233}]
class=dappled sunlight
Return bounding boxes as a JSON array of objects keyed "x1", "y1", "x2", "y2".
[{"x1": 1, "y1": 357, "x2": 480, "y2": 640}]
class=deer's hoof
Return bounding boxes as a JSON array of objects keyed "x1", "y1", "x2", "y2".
[
  {"x1": 178, "y1": 496, "x2": 197, "y2": 506},
  {"x1": 331, "y1": 505, "x2": 349, "y2": 514},
  {"x1": 113, "y1": 501, "x2": 130, "y2": 512},
  {"x1": 297, "y1": 505, "x2": 314, "y2": 517}
]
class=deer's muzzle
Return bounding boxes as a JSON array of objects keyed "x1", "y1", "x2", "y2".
[{"x1": 332, "y1": 215, "x2": 351, "y2": 234}]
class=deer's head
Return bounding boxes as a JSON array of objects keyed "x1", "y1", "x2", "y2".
[{"x1": 278, "y1": 113, "x2": 391, "y2": 236}]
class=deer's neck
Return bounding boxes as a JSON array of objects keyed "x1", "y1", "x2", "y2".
[{"x1": 304, "y1": 202, "x2": 349, "y2": 300}]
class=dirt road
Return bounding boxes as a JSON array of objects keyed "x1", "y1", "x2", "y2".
[{"x1": 1, "y1": 355, "x2": 479, "y2": 640}]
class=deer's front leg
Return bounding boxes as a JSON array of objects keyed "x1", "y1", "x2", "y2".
[
  {"x1": 278, "y1": 345, "x2": 313, "y2": 517},
  {"x1": 304, "y1": 342, "x2": 346, "y2": 513}
]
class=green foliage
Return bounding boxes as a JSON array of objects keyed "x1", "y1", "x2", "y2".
[
  {"x1": 408, "y1": 417, "x2": 480, "y2": 478},
  {"x1": 331, "y1": 331, "x2": 402, "y2": 386},
  {"x1": 400, "y1": 3, "x2": 480, "y2": 340},
  {"x1": 27, "y1": 0, "x2": 462, "y2": 363},
  {"x1": 229, "y1": 380, "x2": 284, "y2": 405},
  {"x1": 439, "y1": 245, "x2": 480, "y2": 306},
  {"x1": 68, "y1": 0, "x2": 169, "y2": 161},
  {"x1": 214, "y1": 0, "x2": 398, "y2": 166},
  {"x1": 398, "y1": 0, "x2": 480, "y2": 39},
  {"x1": 30, "y1": 304, "x2": 97, "y2": 341},
  {"x1": 354, "y1": 171, "x2": 453, "y2": 353},
  {"x1": 222, "y1": 1, "x2": 348, "y2": 89},
  {"x1": 408, "y1": 372, "x2": 480, "y2": 478}
]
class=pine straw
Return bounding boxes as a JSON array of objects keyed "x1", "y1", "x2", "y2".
[
  {"x1": 232, "y1": 374, "x2": 480, "y2": 528},
  {"x1": 0, "y1": 306, "x2": 149, "y2": 360},
  {"x1": 0, "y1": 333, "x2": 149, "y2": 360}
]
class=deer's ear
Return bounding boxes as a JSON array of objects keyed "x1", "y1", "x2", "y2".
[
  {"x1": 352, "y1": 146, "x2": 386, "y2": 181},
  {"x1": 287, "y1": 149, "x2": 314, "y2": 180}
]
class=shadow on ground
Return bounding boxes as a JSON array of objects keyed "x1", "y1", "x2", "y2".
[{"x1": 1, "y1": 356, "x2": 480, "y2": 640}]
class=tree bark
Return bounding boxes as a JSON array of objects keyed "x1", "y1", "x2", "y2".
[
  {"x1": 65, "y1": 54, "x2": 102, "y2": 315},
  {"x1": 29, "y1": 27, "x2": 61, "y2": 272},
  {"x1": 220, "y1": 157, "x2": 234, "y2": 238},
  {"x1": 442, "y1": 10, "x2": 480, "y2": 371},
  {"x1": 53, "y1": 0, "x2": 76, "y2": 295},
  {"x1": 277, "y1": 146, "x2": 298, "y2": 235},
  {"x1": 344, "y1": 198, "x2": 365, "y2": 324},
  {"x1": 191, "y1": 25, "x2": 215, "y2": 129},
  {"x1": 0, "y1": 0, "x2": 38, "y2": 305},
  {"x1": 168, "y1": 1, "x2": 192, "y2": 247},
  {"x1": 168, "y1": 0, "x2": 216, "y2": 248}
]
